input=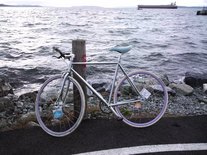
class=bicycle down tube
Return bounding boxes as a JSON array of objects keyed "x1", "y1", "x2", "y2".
[
  {"x1": 71, "y1": 66, "x2": 136, "y2": 104},
  {"x1": 71, "y1": 55, "x2": 122, "y2": 107}
]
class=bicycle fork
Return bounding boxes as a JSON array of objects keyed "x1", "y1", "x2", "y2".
[{"x1": 53, "y1": 73, "x2": 71, "y2": 119}]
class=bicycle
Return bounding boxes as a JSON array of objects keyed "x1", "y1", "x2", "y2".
[{"x1": 35, "y1": 45, "x2": 168, "y2": 137}]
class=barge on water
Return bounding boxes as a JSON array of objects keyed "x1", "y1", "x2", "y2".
[
  {"x1": 138, "y1": 2, "x2": 177, "y2": 9},
  {"x1": 197, "y1": 7, "x2": 207, "y2": 15}
]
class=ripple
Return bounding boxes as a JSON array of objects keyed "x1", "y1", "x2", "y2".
[{"x1": 0, "y1": 7, "x2": 207, "y2": 92}]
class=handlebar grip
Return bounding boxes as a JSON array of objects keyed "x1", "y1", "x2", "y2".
[{"x1": 53, "y1": 47, "x2": 65, "y2": 58}]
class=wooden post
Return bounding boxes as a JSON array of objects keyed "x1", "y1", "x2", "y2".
[{"x1": 72, "y1": 39, "x2": 87, "y2": 116}]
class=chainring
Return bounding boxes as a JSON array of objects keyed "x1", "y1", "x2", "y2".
[{"x1": 99, "y1": 102, "x2": 112, "y2": 114}]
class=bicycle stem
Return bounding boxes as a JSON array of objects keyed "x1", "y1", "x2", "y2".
[{"x1": 67, "y1": 54, "x2": 75, "y2": 73}]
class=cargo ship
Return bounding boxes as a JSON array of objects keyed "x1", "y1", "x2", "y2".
[
  {"x1": 138, "y1": 2, "x2": 177, "y2": 9},
  {"x1": 197, "y1": 7, "x2": 207, "y2": 15}
]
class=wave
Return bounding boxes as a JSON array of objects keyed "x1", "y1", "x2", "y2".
[
  {"x1": 108, "y1": 29, "x2": 133, "y2": 35},
  {"x1": 164, "y1": 52, "x2": 207, "y2": 67},
  {"x1": 23, "y1": 22, "x2": 48, "y2": 27},
  {"x1": 175, "y1": 52, "x2": 207, "y2": 58},
  {"x1": 139, "y1": 17, "x2": 152, "y2": 21},
  {"x1": 60, "y1": 22, "x2": 90, "y2": 27},
  {"x1": 0, "y1": 67, "x2": 61, "y2": 88},
  {"x1": 201, "y1": 40, "x2": 207, "y2": 44},
  {"x1": 86, "y1": 66, "x2": 114, "y2": 75},
  {"x1": 184, "y1": 41, "x2": 197, "y2": 47},
  {"x1": 4, "y1": 53, "x2": 22, "y2": 59},
  {"x1": 142, "y1": 52, "x2": 167, "y2": 63},
  {"x1": 0, "y1": 19, "x2": 8, "y2": 22}
]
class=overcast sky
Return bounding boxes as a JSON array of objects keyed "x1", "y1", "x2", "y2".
[{"x1": 1, "y1": 0, "x2": 207, "y2": 7}]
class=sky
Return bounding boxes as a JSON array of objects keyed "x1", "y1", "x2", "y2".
[{"x1": 1, "y1": 0, "x2": 207, "y2": 7}]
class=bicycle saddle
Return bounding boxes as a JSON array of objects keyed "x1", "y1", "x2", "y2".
[{"x1": 109, "y1": 45, "x2": 132, "y2": 54}]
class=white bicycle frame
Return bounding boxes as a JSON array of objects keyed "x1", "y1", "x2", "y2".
[{"x1": 61, "y1": 53, "x2": 140, "y2": 117}]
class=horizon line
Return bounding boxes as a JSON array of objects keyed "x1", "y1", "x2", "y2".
[{"x1": 0, "y1": 3, "x2": 206, "y2": 8}]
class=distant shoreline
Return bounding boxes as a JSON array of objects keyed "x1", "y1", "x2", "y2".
[
  {"x1": 0, "y1": 4, "x2": 42, "y2": 7},
  {"x1": 0, "y1": 4, "x2": 205, "y2": 9}
]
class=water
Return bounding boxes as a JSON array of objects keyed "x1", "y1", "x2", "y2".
[{"x1": 0, "y1": 7, "x2": 207, "y2": 95}]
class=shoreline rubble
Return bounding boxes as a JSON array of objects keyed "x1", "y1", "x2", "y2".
[{"x1": 0, "y1": 71, "x2": 207, "y2": 132}]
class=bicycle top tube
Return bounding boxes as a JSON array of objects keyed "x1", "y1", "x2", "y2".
[{"x1": 72, "y1": 62, "x2": 118, "y2": 65}]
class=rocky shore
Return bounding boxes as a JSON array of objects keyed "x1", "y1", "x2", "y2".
[{"x1": 0, "y1": 72, "x2": 207, "y2": 132}]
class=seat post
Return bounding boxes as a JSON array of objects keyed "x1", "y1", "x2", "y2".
[{"x1": 118, "y1": 54, "x2": 122, "y2": 64}]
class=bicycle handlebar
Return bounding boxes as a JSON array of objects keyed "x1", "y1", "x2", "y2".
[
  {"x1": 53, "y1": 47, "x2": 66, "y2": 59},
  {"x1": 52, "y1": 47, "x2": 74, "y2": 61}
]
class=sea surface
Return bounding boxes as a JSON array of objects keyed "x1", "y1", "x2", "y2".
[{"x1": 0, "y1": 7, "x2": 207, "y2": 95}]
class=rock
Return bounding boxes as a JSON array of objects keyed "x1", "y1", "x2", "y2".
[
  {"x1": 87, "y1": 80, "x2": 111, "y2": 95},
  {"x1": 92, "y1": 81, "x2": 110, "y2": 92},
  {"x1": 150, "y1": 85, "x2": 176, "y2": 95},
  {"x1": 184, "y1": 72, "x2": 207, "y2": 87},
  {"x1": 6, "y1": 94, "x2": 18, "y2": 102},
  {"x1": 169, "y1": 83, "x2": 194, "y2": 96},
  {"x1": 0, "y1": 97, "x2": 15, "y2": 112},
  {"x1": 25, "y1": 121, "x2": 39, "y2": 128},
  {"x1": 16, "y1": 101, "x2": 24, "y2": 108},
  {"x1": 0, "y1": 119, "x2": 8, "y2": 130},
  {"x1": 17, "y1": 112, "x2": 36, "y2": 125},
  {"x1": 23, "y1": 109, "x2": 28, "y2": 114},
  {"x1": 203, "y1": 84, "x2": 207, "y2": 93},
  {"x1": 0, "y1": 78, "x2": 13, "y2": 97},
  {"x1": 160, "y1": 74, "x2": 170, "y2": 86},
  {"x1": 0, "y1": 111, "x2": 6, "y2": 118},
  {"x1": 18, "y1": 91, "x2": 37, "y2": 103},
  {"x1": 92, "y1": 82, "x2": 105, "y2": 89}
]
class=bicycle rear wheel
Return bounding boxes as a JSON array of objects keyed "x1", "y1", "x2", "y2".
[
  {"x1": 114, "y1": 71, "x2": 168, "y2": 128},
  {"x1": 35, "y1": 75, "x2": 85, "y2": 137}
]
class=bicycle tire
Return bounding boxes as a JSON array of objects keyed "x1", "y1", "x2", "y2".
[
  {"x1": 114, "y1": 71, "x2": 168, "y2": 128},
  {"x1": 35, "y1": 75, "x2": 85, "y2": 137}
]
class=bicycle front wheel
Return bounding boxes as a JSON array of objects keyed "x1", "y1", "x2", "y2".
[
  {"x1": 35, "y1": 75, "x2": 85, "y2": 137},
  {"x1": 114, "y1": 71, "x2": 168, "y2": 128}
]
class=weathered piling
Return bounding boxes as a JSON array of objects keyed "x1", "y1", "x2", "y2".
[{"x1": 72, "y1": 39, "x2": 87, "y2": 115}]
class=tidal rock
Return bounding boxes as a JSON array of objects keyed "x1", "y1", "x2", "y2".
[
  {"x1": 87, "y1": 80, "x2": 111, "y2": 96},
  {"x1": 0, "y1": 78, "x2": 13, "y2": 97},
  {"x1": 169, "y1": 83, "x2": 194, "y2": 96},
  {"x1": 0, "y1": 97, "x2": 15, "y2": 112},
  {"x1": 150, "y1": 85, "x2": 175, "y2": 95},
  {"x1": 160, "y1": 74, "x2": 170, "y2": 86},
  {"x1": 17, "y1": 112, "x2": 36, "y2": 125},
  {"x1": 18, "y1": 91, "x2": 37, "y2": 103},
  {"x1": 184, "y1": 72, "x2": 207, "y2": 87},
  {"x1": 203, "y1": 84, "x2": 207, "y2": 94},
  {"x1": 25, "y1": 121, "x2": 39, "y2": 128},
  {"x1": 16, "y1": 101, "x2": 24, "y2": 108},
  {"x1": 0, "y1": 119, "x2": 7, "y2": 130}
]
